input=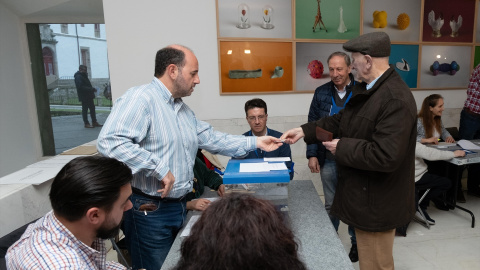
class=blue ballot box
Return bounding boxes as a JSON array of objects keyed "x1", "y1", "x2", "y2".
[
  {"x1": 223, "y1": 159, "x2": 290, "y2": 209},
  {"x1": 223, "y1": 159, "x2": 290, "y2": 184}
]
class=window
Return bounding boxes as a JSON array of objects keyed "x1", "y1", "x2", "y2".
[
  {"x1": 33, "y1": 24, "x2": 111, "y2": 155},
  {"x1": 42, "y1": 47, "x2": 55, "y2": 75},
  {"x1": 94, "y1": 24, "x2": 100, "y2": 38},
  {"x1": 61, "y1": 24, "x2": 68, "y2": 34}
]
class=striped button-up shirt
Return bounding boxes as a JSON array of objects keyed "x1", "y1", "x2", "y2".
[
  {"x1": 97, "y1": 78, "x2": 255, "y2": 198},
  {"x1": 6, "y1": 211, "x2": 125, "y2": 270}
]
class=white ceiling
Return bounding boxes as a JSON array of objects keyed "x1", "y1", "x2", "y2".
[{"x1": 0, "y1": 0, "x2": 103, "y2": 20}]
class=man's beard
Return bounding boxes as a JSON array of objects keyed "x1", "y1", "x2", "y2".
[
  {"x1": 96, "y1": 219, "x2": 122, "y2": 240},
  {"x1": 173, "y1": 71, "x2": 192, "y2": 98}
]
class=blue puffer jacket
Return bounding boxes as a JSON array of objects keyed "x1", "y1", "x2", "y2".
[{"x1": 306, "y1": 73, "x2": 356, "y2": 165}]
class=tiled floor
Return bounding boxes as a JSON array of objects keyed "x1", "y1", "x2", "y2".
[{"x1": 335, "y1": 188, "x2": 480, "y2": 270}]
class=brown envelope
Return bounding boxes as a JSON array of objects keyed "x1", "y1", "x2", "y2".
[{"x1": 316, "y1": 126, "x2": 333, "y2": 142}]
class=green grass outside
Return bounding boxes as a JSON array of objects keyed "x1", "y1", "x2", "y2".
[{"x1": 50, "y1": 108, "x2": 111, "y2": 117}]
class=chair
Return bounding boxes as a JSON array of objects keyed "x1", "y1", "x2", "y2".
[
  {"x1": 445, "y1": 127, "x2": 460, "y2": 141},
  {"x1": 414, "y1": 188, "x2": 432, "y2": 229}
]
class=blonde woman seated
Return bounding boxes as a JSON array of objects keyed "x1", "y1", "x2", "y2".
[{"x1": 417, "y1": 94, "x2": 455, "y2": 144}]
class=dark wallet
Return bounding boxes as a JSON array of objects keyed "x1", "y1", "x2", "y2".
[{"x1": 316, "y1": 126, "x2": 333, "y2": 142}]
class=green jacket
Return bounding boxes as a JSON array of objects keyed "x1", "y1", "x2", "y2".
[{"x1": 186, "y1": 157, "x2": 223, "y2": 201}]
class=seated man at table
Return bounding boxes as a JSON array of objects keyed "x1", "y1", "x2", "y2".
[
  {"x1": 240, "y1": 98, "x2": 294, "y2": 179},
  {"x1": 414, "y1": 142, "x2": 465, "y2": 225},
  {"x1": 6, "y1": 156, "x2": 133, "y2": 269},
  {"x1": 186, "y1": 156, "x2": 225, "y2": 211}
]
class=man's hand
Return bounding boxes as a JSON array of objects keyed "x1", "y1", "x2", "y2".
[
  {"x1": 308, "y1": 157, "x2": 320, "y2": 173},
  {"x1": 257, "y1": 136, "x2": 284, "y2": 152},
  {"x1": 322, "y1": 139, "x2": 340, "y2": 155},
  {"x1": 186, "y1": 198, "x2": 211, "y2": 211},
  {"x1": 445, "y1": 136, "x2": 455, "y2": 143},
  {"x1": 453, "y1": 150, "x2": 466, "y2": 157},
  {"x1": 157, "y1": 171, "x2": 175, "y2": 198},
  {"x1": 280, "y1": 127, "x2": 305, "y2": 144},
  {"x1": 217, "y1": 184, "x2": 225, "y2": 197}
]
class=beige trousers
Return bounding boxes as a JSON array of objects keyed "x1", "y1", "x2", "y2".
[{"x1": 355, "y1": 228, "x2": 396, "y2": 270}]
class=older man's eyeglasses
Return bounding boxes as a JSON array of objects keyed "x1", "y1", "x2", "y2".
[{"x1": 247, "y1": 115, "x2": 266, "y2": 122}]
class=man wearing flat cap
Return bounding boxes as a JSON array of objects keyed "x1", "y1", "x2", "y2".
[{"x1": 282, "y1": 32, "x2": 417, "y2": 269}]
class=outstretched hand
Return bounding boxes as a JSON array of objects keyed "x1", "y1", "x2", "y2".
[
  {"x1": 257, "y1": 136, "x2": 284, "y2": 152},
  {"x1": 279, "y1": 127, "x2": 305, "y2": 144}
]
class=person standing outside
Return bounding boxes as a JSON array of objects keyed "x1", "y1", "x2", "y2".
[
  {"x1": 459, "y1": 63, "x2": 480, "y2": 198},
  {"x1": 74, "y1": 65, "x2": 103, "y2": 128},
  {"x1": 307, "y1": 51, "x2": 358, "y2": 262},
  {"x1": 281, "y1": 32, "x2": 417, "y2": 270},
  {"x1": 6, "y1": 156, "x2": 132, "y2": 269},
  {"x1": 97, "y1": 45, "x2": 282, "y2": 270},
  {"x1": 240, "y1": 98, "x2": 294, "y2": 180}
]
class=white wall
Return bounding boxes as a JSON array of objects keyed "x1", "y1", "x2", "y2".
[
  {"x1": 0, "y1": 3, "x2": 42, "y2": 177},
  {"x1": 103, "y1": 0, "x2": 467, "y2": 121},
  {"x1": 0, "y1": 0, "x2": 469, "y2": 178}
]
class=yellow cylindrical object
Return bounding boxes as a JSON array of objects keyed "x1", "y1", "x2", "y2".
[{"x1": 397, "y1": 13, "x2": 410, "y2": 30}]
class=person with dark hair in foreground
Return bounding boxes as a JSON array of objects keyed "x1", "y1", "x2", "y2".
[
  {"x1": 174, "y1": 194, "x2": 306, "y2": 270},
  {"x1": 6, "y1": 156, "x2": 133, "y2": 269}
]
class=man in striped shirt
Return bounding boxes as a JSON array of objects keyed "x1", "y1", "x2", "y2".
[
  {"x1": 97, "y1": 44, "x2": 283, "y2": 270},
  {"x1": 6, "y1": 156, "x2": 133, "y2": 269}
]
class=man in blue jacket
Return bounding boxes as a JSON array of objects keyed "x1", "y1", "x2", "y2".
[
  {"x1": 240, "y1": 98, "x2": 294, "y2": 179},
  {"x1": 307, "y1": 51, "x2": 358, "y2": 262}
]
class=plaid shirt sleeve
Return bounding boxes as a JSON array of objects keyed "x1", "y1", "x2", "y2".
[{"x1": 465, "y1": 64, "x2": 480, "y2": 114}]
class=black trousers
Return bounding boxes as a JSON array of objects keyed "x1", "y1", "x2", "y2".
[
  {"x1": 81, "y1": 98, "x2": 97, "y2": 124},
  {"x1": 415, "y1": 172, "x2": 451, "y2": 209}
]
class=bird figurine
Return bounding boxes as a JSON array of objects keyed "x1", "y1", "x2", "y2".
[
  {"x1": 428, "y1": 10, "x2": 444, "y2": 38},
  {"x1": 450, "y1": 15, "x2": 462, "y2": 37}
]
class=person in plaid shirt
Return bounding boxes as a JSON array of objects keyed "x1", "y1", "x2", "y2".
[
  {"x1": 459, "y1": 63, "x2": 480, "y2": 199},
  {"x1": 6, "y1": 156, "x2": 133, "y2": 269}
]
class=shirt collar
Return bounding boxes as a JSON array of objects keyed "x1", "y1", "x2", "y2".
[
  {"x1": 152, "y1": 77, "x2": 179, "y2": 105},
  {"x1": 49, "y1": 211, "x2": 105, "y2": 257},
  {"x1": 366, "y1": 72, "x2": 384, "y2": 90},
  {"x1": 333, "y1": 77, "x2": 352, "y2": 93}
]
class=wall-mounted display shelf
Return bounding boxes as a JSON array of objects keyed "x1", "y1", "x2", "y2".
[{"x1": 216, "y1": 0, "x2": 480, "y2": 94}]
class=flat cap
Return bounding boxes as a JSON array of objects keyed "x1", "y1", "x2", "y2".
[{"x1": 343, "y1": 32, "x2": 391, "y2": 57}]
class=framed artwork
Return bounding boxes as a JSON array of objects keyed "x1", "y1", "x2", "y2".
[
  {"x1": 217, "y1": 0, "x2": 292, "y2": 38},
  {"x1": 419, "y1": 45, "x2": 471, "y2": 89},
  {"x1": 363, "y1": 0, "x2": 421, "y2": 42},
  {"x1": 295, "y1": 0, "x2": 360, "y2": 40},
  {"x1": 219, "y1": 41, "x2": 292, "y2": 93},
  {"x1": 296, "y1": 42, "x2": 345, "y2": 91},
  {"x1": 422, "y1": 0, "x2": 476, "y2": 43},
  {"x1": 390, "y1": 44, "x2": 419, "y2": 88}
]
